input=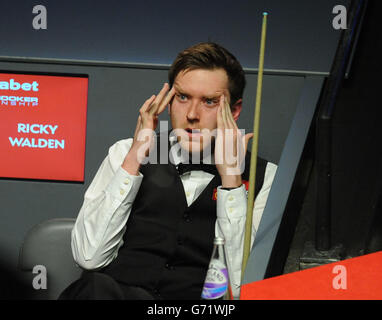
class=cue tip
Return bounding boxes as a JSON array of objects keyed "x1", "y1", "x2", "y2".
[{"x1": 263, "y1": 12, "x2": 268, "y2": 16}]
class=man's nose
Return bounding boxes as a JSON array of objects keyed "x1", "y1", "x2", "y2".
[{"x1": 186, "y1": 101, "x2": 200, "y2": 121}]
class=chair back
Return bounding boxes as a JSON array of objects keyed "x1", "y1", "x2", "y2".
[{"x1": 18, "y1": 218, "x2": 82, "y2": 299}]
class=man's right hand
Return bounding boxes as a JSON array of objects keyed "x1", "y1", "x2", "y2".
[{"x1": 122, "y1": 83, "x2": 175, "y2": 175}]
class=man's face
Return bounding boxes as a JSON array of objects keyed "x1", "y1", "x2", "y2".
[{"x1": 169, "y1": 68, "x2": 237, "y2": 154}]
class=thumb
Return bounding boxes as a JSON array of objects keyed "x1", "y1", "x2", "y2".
[{"x1": 244, "y1": 133, "x2": 254, "y2": 152}]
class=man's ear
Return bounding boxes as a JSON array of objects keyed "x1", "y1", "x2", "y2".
[{"x1": 231, "y1": 99, "x2": 242, "y2": 121}]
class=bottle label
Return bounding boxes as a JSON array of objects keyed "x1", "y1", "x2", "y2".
[{"x1": 201, "y1": 259, "x2": 229, "y2": 299}]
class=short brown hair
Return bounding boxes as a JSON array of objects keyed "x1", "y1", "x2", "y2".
[{"x1": 168, "y1": 42, "x2": 246, "y2": 106}]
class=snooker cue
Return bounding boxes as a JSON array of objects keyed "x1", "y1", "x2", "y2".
[{"x1": 241, "y1": 12, "x2": 268, "y2": 279}]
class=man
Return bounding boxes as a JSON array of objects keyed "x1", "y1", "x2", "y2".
[{"x1": 60, "y1": 42, "x2": 277, "y2": 300}]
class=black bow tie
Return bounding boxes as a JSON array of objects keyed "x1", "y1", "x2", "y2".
[{"x1": 177, "y1": 163, "x2": 217, "y2": 175}]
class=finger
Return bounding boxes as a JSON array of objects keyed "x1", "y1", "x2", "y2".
[
  {"x1": 225, "y1": 97, "x2": 235, "y2": 129},
  {"x1": 157, "y1": 86, "x2": 176, "y2": 115},
  {"x1": 148, "y1": 83, "x2": 169, "y2": 115},
  {"x1": 226, "y1": 99, "x2": 238, "y2": 130},
  {"x1": 216, "y1": 100, "x2": 224, "y2": 129},
  {"x1": 244, "y1": 133, "x2": 254, "y2": 152},
  {"x1": 221, "y1": 95, "x2": 229, "y2": 128},
  {"x1": 215, "y1": 104, "x2": 224, "y2": 165},
  {"x1": 140, "y1": 95, "x2": 156, "y2": 113}
]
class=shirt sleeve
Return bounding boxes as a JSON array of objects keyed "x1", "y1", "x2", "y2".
[
  {"x1": 215, "y1": 161, "x2": 278, "y2": 299},
  {"x1": 71, "y1": 138, "x2": 144, "y2": 270}
]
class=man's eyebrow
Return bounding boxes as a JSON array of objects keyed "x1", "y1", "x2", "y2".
[
  {"x1": 204, "y1": 94, "x2": 221, "y2": 99},
  {"x1": 173, "y1": 85, "x2": 192, "y2": 97},
  {"x1": 173, "y1": 84, "x2": 184, "y2": 93},
  {"x1": 174, "y1": 84, "x2": 222, "y2": 99}
]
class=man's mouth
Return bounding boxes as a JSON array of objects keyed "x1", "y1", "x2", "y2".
[{"x1": 185, "y1": 128, "x2": 202, "y2": 138}]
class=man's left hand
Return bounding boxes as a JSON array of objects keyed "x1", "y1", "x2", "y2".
[{"x1": 215, "y1": 95, "x2": 253, "y2": 188}]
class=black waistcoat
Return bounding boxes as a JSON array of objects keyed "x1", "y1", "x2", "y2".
[{"x1": 103, "y1": 134, "x2": 267, "y2": 299}]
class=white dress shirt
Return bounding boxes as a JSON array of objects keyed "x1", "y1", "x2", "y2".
[{"x1": 71, "y1": 138, "x2": 277, "y2": 299}]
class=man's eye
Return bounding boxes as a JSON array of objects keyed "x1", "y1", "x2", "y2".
[
  {"x1": 177, "y1": 94, "x2": 187, "y2": 101},
  {"x1": 205, "y1": 99, "x2": 218, "y2": 106}
]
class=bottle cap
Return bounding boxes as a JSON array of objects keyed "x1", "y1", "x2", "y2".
[{"x1": 214, "y1": 237, "x2": 225, "y2": 245}]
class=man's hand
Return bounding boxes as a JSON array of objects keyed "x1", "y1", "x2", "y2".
[
  {"x1": 215, "y1": 95, "x2": 253, "y2": 188},
  {"x1": 122, "y1": 83, "x2": 175, "y2": 175}
]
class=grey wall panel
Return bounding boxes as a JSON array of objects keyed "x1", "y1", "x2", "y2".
[
  {"x1": 240, "y1": 74, "x2": 305, "y2": 164},
  {"x1": 242, "y1": 76, "x2": 324, "y2": 285},
  {"x1": 0, "y1": 0, "x2": 348, "y2": 73},
  {"x1": 0, "y1": 61, "x2": 308, "y2": 270}
]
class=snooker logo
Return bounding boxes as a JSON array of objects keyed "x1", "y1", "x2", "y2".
[
  {"x1": 0, "y1": 79, "x2": 39, "y2": 107},
  {"x1": 0, "y1": 79, "x2": 39, "y2": 91}
]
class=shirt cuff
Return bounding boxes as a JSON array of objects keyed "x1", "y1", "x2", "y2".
[
  {"x1": 216, "y1": 184, "x2": 247, "y2": 220},
  {"x1": 105, "y1": 166, "x2": 143, "y2": 203}
]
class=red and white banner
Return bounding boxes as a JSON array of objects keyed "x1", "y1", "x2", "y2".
[{"x1": 0, "y1": 73, "x2": 88, "y2": 181}]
